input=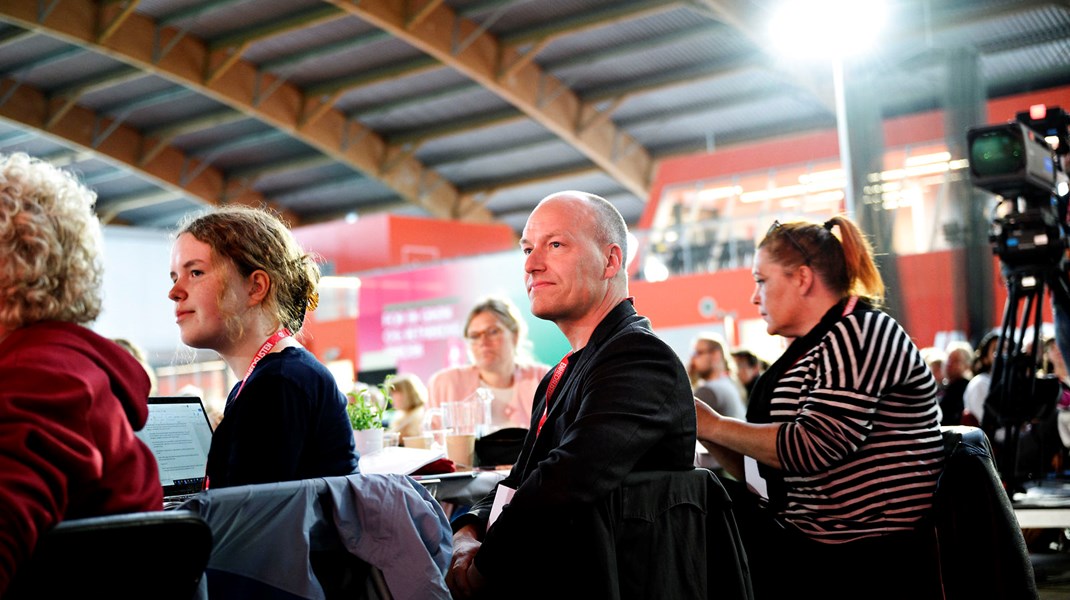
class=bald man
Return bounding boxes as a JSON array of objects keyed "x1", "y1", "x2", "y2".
[{"x1": 446, "y1": 191, "x2": 696, "y2": 599}]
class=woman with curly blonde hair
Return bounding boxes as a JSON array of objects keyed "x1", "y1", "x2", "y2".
[
  {"x1": 168, "y1": 205, "x2": 358, "y2": 488},
  {"x1": 0, "y1": 153, "x2": 161, "y2": 595}
]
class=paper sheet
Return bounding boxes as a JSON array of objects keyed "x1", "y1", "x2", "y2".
[
  {"x1": 358, "y1": 446, "x2": 445, "y2": 475},
  {"x1": 744, "y1": 456, "x2": 769, "y2": 500},
  {"x1": 487, "y1": 483, "x2": 516, "y2": 529}
]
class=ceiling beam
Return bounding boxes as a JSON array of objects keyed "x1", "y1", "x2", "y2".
[
  {"x1": 143, "y1": 108, "x2": 247, "y2": 140},
  {"x1": 387, "y1": 53, "x2": 764, "y2": 151},
  {"x1": 0, "y1": 24, "x2": 32, "y2": 48},
  {"x1": 0, "y1": 0, "x2": 493, "y2": 222},
  {"x1": 354, "y1": 23, "x2": 744, "y2": 119},
  {"x1": 98, "y1": 189, "x2": 183, "y2": 225},
  {"x1": 205, "y1": 5, "x2": 345, "y2": 52},
  {"x1": 499, "y1": 0, "x2": 680, "y2": 47},
  {"x1": 326, "y1": 0, "x2": 654, "y2": 199},
  {"x1": 259, "y1": 29, "x2": 391, "y2": 72},
  {"x1": 424, "y1": 133, "x2": 558, "y2": 168},
  {"x1": 227, "y1": 153, "x2": 339, "y2": 182},
  {"x1": 304, "y1": 54, "x2": 440, "y2": 99},
  {"x1": 287, "y1": 0, "x2": 659, "y2": 99},
  {"x1": 96, "y1": 0, "x2": 140, "y2": 45},
  {"x1": 157, "y1": 0, "x2": 250, "y2": 27},
  {"x1": 44, "y1": 66, "x2": 146, "y2": 129},
  {"x1": 0, "y1": 76, "x2": 275, "y2": 221},
  {"x1": 387, "y1": 107, "x2": 521, "y2": 145},
  {"x1": 584, "y1": 53, "x2": 761, "y2": 103}
]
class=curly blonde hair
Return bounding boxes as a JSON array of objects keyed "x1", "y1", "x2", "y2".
[
  {"x1": 176, "y1": 205, "x2": 320, "y2": 338},
  {"x1": 0, "y1": 153, "x2": 103, "y2": 329}
]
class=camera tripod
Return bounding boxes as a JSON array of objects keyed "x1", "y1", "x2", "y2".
[{"x1": 985, "y1": 261, "x2": 1070, "y2": 487}]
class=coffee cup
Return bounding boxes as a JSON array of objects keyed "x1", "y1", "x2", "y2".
[{"x1": 446, "y1": 433, "x2": 477, "y2": 467}]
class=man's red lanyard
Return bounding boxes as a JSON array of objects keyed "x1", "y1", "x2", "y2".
[
  {"x1": 536, "y1": 352, "x2": 572, "y2": 437},
  {"x1": 235, "y1": 328, "x2": 292, "y2": 399}
]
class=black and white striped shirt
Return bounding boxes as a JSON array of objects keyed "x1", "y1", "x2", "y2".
[{"x1": 769, "y1": 308, "x2": 945, "y2": 543}]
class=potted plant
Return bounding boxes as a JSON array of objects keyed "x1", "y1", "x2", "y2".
[{"x1": 347, "y1": 376, "x2": 392, "y2": 456}]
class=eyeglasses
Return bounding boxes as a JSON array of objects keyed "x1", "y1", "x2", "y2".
[
  {"x1": 466, "y1": 326, "x2": 504, "y2": 343},
  {"x1": 767, "y1": 220, "x2": 812, "y2": 265}
]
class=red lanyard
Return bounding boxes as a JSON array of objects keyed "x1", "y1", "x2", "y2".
[
  {"x1": 235, "y1": 328, "x2": 292, "y2": 398},
  {"x1": 536, "y1": 352, "x2": 572, "y2": 437}
]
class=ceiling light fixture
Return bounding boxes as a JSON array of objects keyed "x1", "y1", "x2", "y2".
[{"x1": 769, "y1": 0, "x2": 888, "y2": 61}]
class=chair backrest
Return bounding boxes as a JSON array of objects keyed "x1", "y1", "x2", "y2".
[
  {"x1": 934, "y1": 425, "x2": 1038, "y2": 600},
  {"x1": 473, "y1": 427, "x2": 526, "y2": 466},
  {"x1": 587, "y1": 468, "x2": 754, "y2": 600},
  {"x1": 6, "y1": 510, "x2": 212, "y2": 600},
  {"x1": 183, "y1": 474, "x2": 452, "y2": 600}
]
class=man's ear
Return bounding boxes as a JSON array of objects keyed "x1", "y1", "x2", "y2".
[
  {"x1": 247, "y1": 270, "x2": 271, "y2": 305},
  {"x1": 604, "y1": 244, "x2": 624, "y2": 280}
]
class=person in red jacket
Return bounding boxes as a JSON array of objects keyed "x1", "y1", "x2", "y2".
[{"x1": 0, "y1": 153, "x2": 162, "y2": 595}]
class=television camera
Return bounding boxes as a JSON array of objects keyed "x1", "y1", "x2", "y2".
[{"x1": 966, "y1": 104, "x2": 1070, "y2": 485}]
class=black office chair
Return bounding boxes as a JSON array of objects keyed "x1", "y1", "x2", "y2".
[
  {"x1": 6, "y1": 510, "x2": 212, "y2": 600},
  {"x1": 933, "y1": 425, "x2": 1039, "y2": 600}
]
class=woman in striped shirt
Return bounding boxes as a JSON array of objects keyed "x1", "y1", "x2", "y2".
[{"x1": 696, "y1": 215, "x2": 946, "y2": 599}]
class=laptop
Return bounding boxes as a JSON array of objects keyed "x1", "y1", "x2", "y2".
[{"x1": 134, "y1": 396, "x2": 214, "y2": 504}]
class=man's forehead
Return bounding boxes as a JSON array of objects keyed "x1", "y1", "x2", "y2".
[{"x1": 523, "y1": 198, "x2": 588, "y2": 236}]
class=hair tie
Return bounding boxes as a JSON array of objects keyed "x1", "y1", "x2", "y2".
[
  {"x1": 823, "y1": 219, "x2": 836, "y2": 231},
  {"x1": 307, "y1": 290, "x2": 320, "y2": 312}
]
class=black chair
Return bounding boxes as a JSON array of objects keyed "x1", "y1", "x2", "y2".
[
  {"x1": 586, "y1": 468, "x2": 754, "y2": 600},
  {"x1": 6, "y1": 510, "x2": 211, "y2": 600},
  {"x1": 473, "y1": 427, "x2": 526, "y2": 467},
  {"x1": 933, "y1": 425, "x2": 1039, "y2": 599}
]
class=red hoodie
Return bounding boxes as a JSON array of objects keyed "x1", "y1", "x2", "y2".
[{"x1": 0, "y1": 321, "x2": 162, "y2": 594}]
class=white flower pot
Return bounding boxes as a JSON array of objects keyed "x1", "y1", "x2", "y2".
[{"x1": 353, "y1": 428, "x2": 384, "y2": 456}]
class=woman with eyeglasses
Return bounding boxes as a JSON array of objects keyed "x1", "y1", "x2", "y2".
[
  {"x1": 429, "y1": 296, "x2": 548, "y2": 432},
  {"x1": 695, "y1": 216, "x2": 945, "y2": 599}
]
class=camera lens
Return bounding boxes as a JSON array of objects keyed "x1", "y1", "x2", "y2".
[{"x1": 970, "y1": 129, "x2": 1025, "y2": 177}]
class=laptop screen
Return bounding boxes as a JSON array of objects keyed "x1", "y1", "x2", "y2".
[{"x1": 134, "y1": 396, "x2": 214, "y2": 498}]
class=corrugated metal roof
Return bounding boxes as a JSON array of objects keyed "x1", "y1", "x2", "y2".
[{"x1": 0, "y1": 0, "x2": 1065, "y2": 232}]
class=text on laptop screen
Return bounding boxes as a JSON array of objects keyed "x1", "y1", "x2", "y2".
[{"x1": 135, "y1": 398, "x2": 213, "y2": 487}]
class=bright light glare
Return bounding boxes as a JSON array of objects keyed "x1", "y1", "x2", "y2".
[
  {"x1": 626, "y1": 231, "x2": 639, "y2": 266},
  {"x1": 769, "y1": 0, "x2": 887, "y2": 60},
  {"x1": 319, "y1": 276, "x2": 361, "y2": 290},
  {"x1": 643, "y1": 255, "x2": 670, "y2": 282}
]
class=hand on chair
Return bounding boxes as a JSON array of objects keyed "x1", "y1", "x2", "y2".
[{"x1": 447, "y1": 525, "x2": 486, "y2": 598}]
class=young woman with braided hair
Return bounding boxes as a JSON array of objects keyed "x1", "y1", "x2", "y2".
[{"x1": 168, "y1": 205, "x2": 358, "y2": 489}]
